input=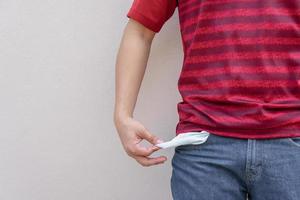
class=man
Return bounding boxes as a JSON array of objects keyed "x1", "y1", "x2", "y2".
[{"x1": 114, "y1": 0, "x2": 300, "y2": 199}]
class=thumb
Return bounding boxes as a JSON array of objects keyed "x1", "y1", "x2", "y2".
[{"x1": 139, "y1": 128, "x2": 164, "y2": 145}]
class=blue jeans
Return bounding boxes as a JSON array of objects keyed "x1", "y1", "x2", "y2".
[{"x1": 170, "y1": 133, "x2": 300, "y2": 200}]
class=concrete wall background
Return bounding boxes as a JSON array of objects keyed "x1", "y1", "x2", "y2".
[{"x1": 0, "y1": 0, "x2": 183, "y2": 199}]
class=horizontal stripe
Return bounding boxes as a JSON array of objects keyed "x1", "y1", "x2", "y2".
[
  {"x1": 182, "y1": 8, "x2": 300, "y2": 32},
  {"x1": 179, "y1": 73, "x2": 300, "y2": 85},
  {"x1": 189, "y1": 44, "x2": 300, "y2": 57},
  {"x1": 179, "y1": 86, "x2": 300, "y2": 97},
  {"x1": 179, "y1": 1, "x2": 295, "y2": 24},
  {"x1": 184, "y1": 56, "x2": 300, "y2": 70},
  {"x1": 190, "y1": 37, "x2": 300, "y2": 50},
  {"x1": 179, "y1": 0, "x2": 265, "y2": 14},
  {"x1": 184, "y1": 29, "x2": 300, "y2": 49},
  {"x1": 180, "y1": 0, "x2": 261, "y2": 17},
  {"x1": 185, "y1": 52, "x2": 300, "y2": 64},
  {"x1": 179, "y1": 103, "x2": 300, "y2": 120},
  {"x1": 177, "y1": 107, "x2": 300, "y2": 129},
  {"x1": 183, "y1": 22, "x2": 300, "y2": 42},
  {"x1": 176, "y1": 117, "x2": 300, "y2": 133},
  {"x1": 180, "y1": 65, "x2": 300, "y2": 78},
  {"x1": 179, "y1": 80, "x2": 300, "y2": 90},
  {"x1": 181, "y1": 96, "x2": 300, "y2": 106}
]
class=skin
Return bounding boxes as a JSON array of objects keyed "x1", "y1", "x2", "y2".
[{"x1": 113, "y1": 19, "x2": 167, "y2": 167}]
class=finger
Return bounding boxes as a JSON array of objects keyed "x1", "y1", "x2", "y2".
[
  {"x1": 129, "y1": 143, "x2": 160, "y2": 157},
  {"x1": 152, "y1": 145, "x2": 161, "y2": 151},
  {"x1": 135, "y1": 155, "x2": 167, "y2": 167},
  {"x1": 138, "y1": 128, "x2": 164, "y2": 145}
]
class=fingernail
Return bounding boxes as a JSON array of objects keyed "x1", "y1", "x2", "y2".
[{"x1": 157, "y1": 139, "x2": 164, "y2": 144}]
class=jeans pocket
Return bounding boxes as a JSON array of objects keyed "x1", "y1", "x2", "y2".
[
  {"x1": 287, "y1": 137, "x2": 300, "y2": 148},
  {"x1": 175, "y1": 133, "x2": 211, "y2": 151}
]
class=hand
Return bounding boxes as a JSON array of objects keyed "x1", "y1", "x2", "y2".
[{"x1": 114, "y1": 116, "x2": 167, "y2": 167}]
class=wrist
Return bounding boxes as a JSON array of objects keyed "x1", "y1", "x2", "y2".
[{"x1": 113, "y1": 112, "x2": 132, "y2": 126}]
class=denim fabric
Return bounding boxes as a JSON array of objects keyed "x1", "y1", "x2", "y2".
[{"x1": 170, "y1": 133, "x2": 300, "y2": 200}]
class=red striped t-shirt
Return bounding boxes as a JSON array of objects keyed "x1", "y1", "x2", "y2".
[{"x1": 126, "y1": 0, "x2": 300, "y2": 139}]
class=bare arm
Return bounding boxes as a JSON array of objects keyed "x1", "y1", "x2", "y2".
[{"x1": 113, "y1": 19, "x2": 166, "y2": 167}]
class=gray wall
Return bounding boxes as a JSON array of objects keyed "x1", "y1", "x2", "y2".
[{"x1": 0, "y1": 0, "x2": 182, "y2": 199}]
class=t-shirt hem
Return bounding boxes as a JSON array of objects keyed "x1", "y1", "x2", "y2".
[{"x1": 176, "y1": 124, "x2": 300, "y2": 139}]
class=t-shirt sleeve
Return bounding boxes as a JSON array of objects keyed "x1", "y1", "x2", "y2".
[{"x1": 126, "y1": 0, "x2": 178, "y2": 33}]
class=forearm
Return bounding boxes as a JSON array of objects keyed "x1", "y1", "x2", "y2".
[{"x1": 113, "y1": 20, "x2": 155, "y2": 125}]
